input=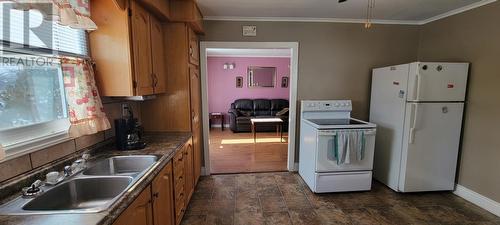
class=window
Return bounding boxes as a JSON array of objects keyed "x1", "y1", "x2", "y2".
[
  {"x1": 0, "y1": 3, "x2": 88, "y2": 56},
  {"x1": 0, "y1": 3, "x2": 88, "y2": 155},
  {"x1": 0, "y1": 55, "x2": 69, "y2": 153}
]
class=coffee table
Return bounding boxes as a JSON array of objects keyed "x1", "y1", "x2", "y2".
[{"x1": 250, "y1": 118, "x2": 284, "y2": 143}]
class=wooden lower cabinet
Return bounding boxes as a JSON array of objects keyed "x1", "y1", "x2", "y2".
[
  {"x1": 113, "y1": 140, "x2": 196, "y2": 225},
  {"x1": 152, "y1": 162, "x2": 175, "y2": 225},
  {"x1": 184, "y1": 140, "x2": 194, "y2": 202},
  {"x1": 113, "y1": 186, "x2": 153, "y2": 225},
  {"x1": 173, "y1": 147, "x2": 186, "y2": 225}
]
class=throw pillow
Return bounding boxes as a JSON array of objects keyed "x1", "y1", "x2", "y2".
[{"x1": 276, "y1": 108, "x2": 289, "y2": 116}]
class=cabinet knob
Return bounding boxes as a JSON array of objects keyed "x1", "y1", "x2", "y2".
[
  {"x1": 153, "y1": 192, "x2": 159, "y2": 198},
  {"x1": 163, "y1": 175, "x2": 169, "y2": 180}
]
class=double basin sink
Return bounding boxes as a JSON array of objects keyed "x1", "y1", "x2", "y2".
[{"x1": 0, "y1": 155, "x2": 158, "y2": 215}]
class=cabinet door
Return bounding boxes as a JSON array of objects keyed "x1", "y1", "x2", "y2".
[
  {"x1": 150, "y1": 15, "x2": 167, "y2": 94},
  {"x1": 189, "y1": 65, "x2": 201, "y2": 126},
  {"x1": 188, "y1": 29, "x2": 199, "y2": 66},
  {"x1": 189, "y1": 66, "x2": 202, "y2": 185},
  {"x1": 152, "y1": 162, "x2": 175, "y2": 225},
  {"x1": 113, "y1": 187, "x2": 153, "y2": 225},
  {"x1": 192, "y1": 124, "x2": 202, "y2": 185},
  {"x1": 184, "y1": 141, "x2": 194, "y2": 202},
  {"x1": 131, "y1": 1, "x2": 154, "y2": 96}
]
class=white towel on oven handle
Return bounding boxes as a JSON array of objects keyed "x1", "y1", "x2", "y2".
[{"x1": 337, "y1": 130, "x2": 366, "y2": 165}]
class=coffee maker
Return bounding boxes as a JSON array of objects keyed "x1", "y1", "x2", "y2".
[{"x1": 115, "y1": 105, "x2": 147, "y2": 150}]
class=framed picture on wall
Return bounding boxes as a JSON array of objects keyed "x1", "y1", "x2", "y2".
[
  {"x1": 236, "y1": 76, "x2": 243, "y2": 88},
  {"x1": 281, "y1": 76, "x2": 289, "y2": 88}
]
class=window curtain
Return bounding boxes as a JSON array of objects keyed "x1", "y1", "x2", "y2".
[
  {"x1": 2, "y1": 0, "x2": 97, "y2": 30},
  {"x1": 62, "y1": 58, "x2": 110, "y2": 138}
]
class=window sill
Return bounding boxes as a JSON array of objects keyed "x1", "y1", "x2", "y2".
[{"x1": 1, "y1": 132, "x2": 72, "y2": 163}]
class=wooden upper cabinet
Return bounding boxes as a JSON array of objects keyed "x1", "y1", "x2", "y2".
[
  {"x1": 188, "y1": 29, "x2": 199, "y2": 66},
  {"x1": 150, "y1": 16, "x2": 167, "y2": 93},
  {"x1": 152, "y1": 162, "x2": 175, "y2": 225},
  {"x1": 138, "y1": 0, "x2": 171, "y2": 20},
  {"x1": 113, "y1": 187, "x2": 153, "y2": 225},
  {"x1": 90, "y1": 0, "x2": 166, "y2": 97},
  {"x1": 131, "y1": 1, "x2": 154, "y2": 96},
  {"x1": 169, "y1": 0, "x2": 204, "y2": 34}
]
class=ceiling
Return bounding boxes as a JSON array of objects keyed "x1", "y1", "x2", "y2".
[
  {"x1": 197, "y1": 0, "x2": 496, "y2": 24},
  {"x1": 207, "y1": 48, "x2": 292, "y2": 58}
]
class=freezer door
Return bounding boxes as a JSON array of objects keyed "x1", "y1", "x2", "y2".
[
  {"x1": 399, "y1": 102, "x2": 464, "y2": 192},
  {"x1": 407, "y1": 62, "x2": 469, "y2": 102},
  {"x1": 370, "y1": 64, "x2": 409, "y2": 191}
]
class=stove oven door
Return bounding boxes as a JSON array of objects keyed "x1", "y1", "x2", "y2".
[{"x1": 316, "y1": 129, "x2": 376, "y2": 172}]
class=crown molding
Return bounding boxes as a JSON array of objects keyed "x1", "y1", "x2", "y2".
[
  {"x1": 418, "y1": 0, "x2": 497, "y2": 24},
  {"x1": 203, "y1": 0, "x2": 498, "y2": 25},
  {"x1": 203, "y1": 16, "x2": 420, "y2": 25}
]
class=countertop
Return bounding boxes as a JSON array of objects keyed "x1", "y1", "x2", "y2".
[{"x1": 0, "y1": 132, "x2": 192, "y2": 225}]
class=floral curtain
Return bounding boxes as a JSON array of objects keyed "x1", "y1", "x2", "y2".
[
  {"x1": 62, "y1": 58, "x2": 110, "y2": 138},
  {"x1": 1, "y1": 0, "x2": 97, "y2": 30}
]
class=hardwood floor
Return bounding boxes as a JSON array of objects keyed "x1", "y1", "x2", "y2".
[{"x1": 209, "y1": 129, "x2": 288, "y2": 174}]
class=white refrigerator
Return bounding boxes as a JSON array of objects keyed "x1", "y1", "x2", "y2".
[{"x1": 370, "y1": 62, "x2": 469, "y2": 192}]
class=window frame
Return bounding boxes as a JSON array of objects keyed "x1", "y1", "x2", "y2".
[{"x1": 0, "y1": 52, "x2": 72, "y2": 158}]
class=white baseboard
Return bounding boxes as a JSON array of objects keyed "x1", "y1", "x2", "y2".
[
  {"x1": 201, "y1": 167, "x2": 207, "y2": 176},
  {"x1": 454, "y1": 184, "x2": 500, "y2": 217}
]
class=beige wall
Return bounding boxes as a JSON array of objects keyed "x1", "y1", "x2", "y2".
[
  {"x1": 201, "y1": 21, "x2": 420, "y2": 160},
  {"x1": 202, "y1": 21, "x2": 420, "y2": 120},
  {"x1": 418, "y1": 2, "x2": 500, "y2": 202}
]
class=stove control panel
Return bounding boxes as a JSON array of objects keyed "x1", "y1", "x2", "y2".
[{"x1": 301, "y1": 100, "x2": 352, "y2": 112}]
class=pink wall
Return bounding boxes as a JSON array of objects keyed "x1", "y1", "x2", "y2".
[{"x1": 207, "y1": 57, "x2": 291, "y2": 124}]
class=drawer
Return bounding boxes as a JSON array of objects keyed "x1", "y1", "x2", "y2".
[
  {"x1": 175, "y1": 177, "x2": 184, "y2": 190},
  {"x1": 315, "y1": 171, "x2": 372, "y2": 193}
]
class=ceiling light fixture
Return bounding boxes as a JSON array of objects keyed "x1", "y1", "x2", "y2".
[
  {"x1": 338, "y1": 0, "x2": 375, "y2": 29},
  {"x1": 365, "y1": 0, "x2": 375, "y2": 29}
]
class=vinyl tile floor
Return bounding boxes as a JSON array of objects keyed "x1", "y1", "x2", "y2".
[{"x1": 181, "y1": 172, "x2": 500, "y2": 225}]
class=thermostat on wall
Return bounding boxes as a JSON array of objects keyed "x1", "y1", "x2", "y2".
[{"x1": 242, "y1": 25, "x2": 257, "y2": 37}]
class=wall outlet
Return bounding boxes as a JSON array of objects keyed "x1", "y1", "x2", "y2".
[{"x1": 121, "y1": 103, "x2": 130, "y2": 118}]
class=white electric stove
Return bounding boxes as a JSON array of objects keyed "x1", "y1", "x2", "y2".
[{"x1": 299, "y1": 100, "x2": 377, "y2": 193}]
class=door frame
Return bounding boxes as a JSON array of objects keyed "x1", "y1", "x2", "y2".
[{"x1": 199, "y1": 41, "x2": 299, "y2": 175}]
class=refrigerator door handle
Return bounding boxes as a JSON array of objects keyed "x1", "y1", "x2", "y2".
[
  {"x1": 413, "y1": 74, "x2": 422, "y2": 101},
  {"x1": 409, "y1": 103, "x2": 419, "y2": 144}
]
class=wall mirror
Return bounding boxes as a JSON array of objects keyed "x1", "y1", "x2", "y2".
[{"x1": 247, "y1": 66, "x2": 276, "y2": 88}]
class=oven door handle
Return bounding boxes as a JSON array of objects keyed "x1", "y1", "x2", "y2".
[
  {"x1": 319, "y1": 130, "x2": 376, "y2": 136},
  {"x1": 318, "y1": 132, "x2": 337, "y2": 136}
]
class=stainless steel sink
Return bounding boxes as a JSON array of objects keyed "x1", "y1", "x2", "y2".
[
  {"x1": 0, "y1": 155, "x2": 159, "y2": 215},
  {"x1": 23, "y1": 177, "x2": 132, "y2": 212},
  {"x1": 83, "y1": 155, "x2": 158, "y2": 176}
]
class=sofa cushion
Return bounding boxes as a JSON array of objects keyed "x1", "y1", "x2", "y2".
[
  {"x1": 236, "y1": 116, "x2": 252, "y2": 124},
  {"x1": 253, "y1": 99, "x2": 271, "y2": 116},
  {"x1": 238, "y1": 110, "x2": 252, "y2": 117},
  {"x1": 234, "y1": 99, "x2": 254, "y2": 116}
]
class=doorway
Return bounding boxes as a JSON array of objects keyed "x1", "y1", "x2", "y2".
[{"x1": 200, "y1": 42, "x2": 299, "y2": 175}]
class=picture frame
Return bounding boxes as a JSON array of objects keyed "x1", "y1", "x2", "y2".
[
  {"x1": 281, "y1": 76, "x2": 289, "y2": 88},
  {"x1": 236, "y1": 76, "x2": 243, "y2": 88}
]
